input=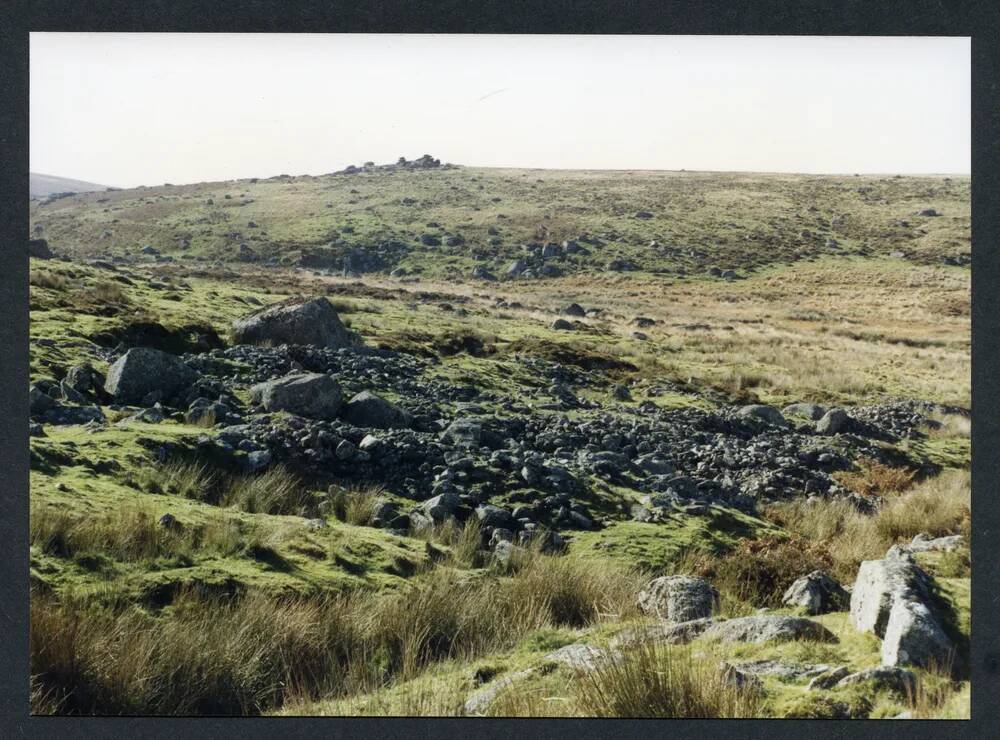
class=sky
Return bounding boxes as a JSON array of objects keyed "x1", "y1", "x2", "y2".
[{"x1": 30, "y1": 33, "x2": 970, "y2": 188}]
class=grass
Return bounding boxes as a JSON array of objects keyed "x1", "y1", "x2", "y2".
[
  {"x1": 327, "y1": 483, "x2": 387, "y2": 527},
  {"x1": 573, "y1": 641, "x2": 763, "y2": 718},
  {"x1": 222, "y1": 465, "x2": 310, "y2": 516},
  {"x1": 30, "y1": 501, "x2": 244, "y2": 563},
  {"x1": 765, "y1": 468, "x2": 970, "y2": 581},
  {"x1": 30, "y1": 548, "x2": 643, "y2": 715}
]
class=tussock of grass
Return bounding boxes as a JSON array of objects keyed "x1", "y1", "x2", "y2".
[
  {"x1": 573, "y1": 641, "x2": 763, "y2": 718},
  {"x1": 328, "y1": 483, "x2": 386, "y2": 527},
  {"x1": 132, "y1": 458, "x2": 218, "y2": 499},
  {"x1": 222, "y1": 465, "x2": 309, "y2": 515}
]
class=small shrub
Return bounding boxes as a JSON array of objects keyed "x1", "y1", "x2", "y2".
[{"x1": 834, "y1": 457, "x2": 916, "y2": 498}]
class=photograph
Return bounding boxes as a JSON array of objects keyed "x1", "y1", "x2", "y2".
[{"x1": 26, "y1": 32, "x2": 970, "y2": 718}]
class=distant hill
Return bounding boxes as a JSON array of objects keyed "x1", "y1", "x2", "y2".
[
  {"x1": 30, "y1": 172, "x2": 110, "y2": 198},
  {"x1": 27, "y1": 164, "x2": 970, "y2": 276}
]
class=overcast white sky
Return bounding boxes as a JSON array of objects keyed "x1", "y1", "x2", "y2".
[{"x1": 30, "y1": 33, "x2": 970, "y2": 188}]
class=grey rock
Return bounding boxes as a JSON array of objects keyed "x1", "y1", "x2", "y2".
[
  {"x1": 341, "y1": 390, "x2": 412, "y2": 429},
  {"x1": 719, "y1": 662, "x2": 764, "y2": 691},
  {"x1": 420, "y1": 491, "x2": 461, "y2": 522},
  {"x1": 838, "y1": 666, "x2": 917, "y2": 696},
  {"x1": 464, "y1": 669, "x2": 534, "y2": 716},
  {"x1": 782, "y1": 570, "x2": 850, "y2": 615},
  {"x1": 232, "y1": 296, "x2": 361, "y2": 348},
  {"x1": 476, "y1": 504, "x2": 515, "y2": 530},
  {"x1": 737, "y1": 404, "x2": 788, "y2": 427},
  {"x1": 610, "y1": 618, "x2": 716, "y2": 648},
  {"x1": 637, "y1": 575, "x2": 720, "y2": 623},
  {"x1": 634, "y1": 454, "x2": 675, "y2": 476},
  {"x1": 563, "y1": 303, "x2": 586, "y2": 317},
  {"x1": 246, "y1": 449, "x2": 272, "y2": 471},
  {"x1": 250, "y1": 372, "x2": 343, "y2": 419},
  {"x1": 543, "y1": 643, "x2": 613, "y2": 671},
  {"x1": 807, "y1": 666, "x2": 851, "y2": 690},
  {"x1": 816, "y1": 408, "x2": 849, "y2": 435},
  {"x1": 908, "y1": 533, "x2": 964, "y2": 552},
  {"x1": 704, "y1": 615, "x2": 837, "y2": 644},
  {"x1": 551, "y1": 318, "x2": 574, "y2": 331},
  {"x1": 505, "y1": 259, "x2": 527, "y2": 278},
  {"x1": 850, "y1": 547, "x2": 953, "y2": 668},
  {"x1": 732, "y1": 660, "x2": 835, "y2": 682},
  {"x1": 440, "y1": 418, "x2": 482, "y2": 447},
  {"x1": 104, "y1": 348, "x2": 199, "y2": 405},
  {"x1": 65, "y1": 363, "x2": 104, "y2": 396}
]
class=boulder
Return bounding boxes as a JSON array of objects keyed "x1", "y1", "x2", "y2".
[
  {"x1": 737, "y1": 405, "x2": 789, "y2": 427},
  {"x1": 65, "y1": 363, "x2": 104, "y2": 397},
  {"x1": 551, "y1": 318, "x2": 574, "y2": 331},
  {"x1": 908, "y1": 533, "x2": 964, "y2": 552},
  {"x1": 637, "y1": 575, "x2": 720, "y2": 623},
  {"x1": 420, "y1": 491, "x2": 461, "y2": 522},
  {"x1": 475, "y1": 504, "x2": 515, "y2": 530},
  {"x1": 782, "y1": 571, "x2": 849, "y2": 615},
  {"x1": 704, "y1": 615, "x2": 837, "y2": 644},
  {"x1": 340, "y1": 391, "x2": 412, "y2": 429},
  {"x1": 610, "y1": 618, "x2": 716, "y2": 648},
  {"x1": 838, "y1": 666, "x2": 917, "y2": 696},
  {"x1": 563, "y1": 303, "x2": 586, "y2": 317},
  {"x1": 849, "y1": 547, "x2": 953, "y2": 668},
  {"x1": 816, "y1": 408, "x2": 849, "y2": 435},
  {"x1": 231, "y1": 296, "x2": 360, "y2": 348},
  {"x1": 249, "y1": 372, "x2": 343, "y2": 419},
  {"x1": 440, "y1": 418, "x2": 483, "y2": 448},
  {"x1": 542, "y1": 643, "x2": 613, "y2": 671},
  {"x1": 104, "y1": 348, "x2": 199, "y2": 405}
]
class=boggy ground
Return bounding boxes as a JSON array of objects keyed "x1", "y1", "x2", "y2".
[{"x1": 27, "y1": 165, "x2": 970, "y2": 718}]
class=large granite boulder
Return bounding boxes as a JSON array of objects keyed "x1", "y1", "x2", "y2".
[
  {"x1": 849, "y1": 546, "x2": 953, "y2": 668},
  {"x1": 340, "y1": 390, "x2": 412, "y2": 429},
  {"x1": 737, "y1": 404, "x2": 788, "y2": 427},
  {"x1": 782, "y1": 570, "x2": 850, "y2": 615},
  {"x1": 249, "y1": 372, "x2": 343, "y2": 419},
  {"x1": 104, "y1": 348, "x2": 199, "y2": 404},
  {"x1": 232, "y1": 296, "x2": 361, "y2": 348},
  {"x1": 704, "y1": 615, "x2": 837, "y2": 644},
  {"x1": 637, "y1": 575, "x2": 720, "y2": 623}
]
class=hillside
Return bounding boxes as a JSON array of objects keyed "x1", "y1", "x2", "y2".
[
  {"x1": 28, "y1": 165, "x2": 970, "y2": 281},
  {"x1": 28, "y1": 161, "x2": 970, "y2": 718},
  {"x1": 30, "y1": 172, "x2": 110, "y2": 198}
]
